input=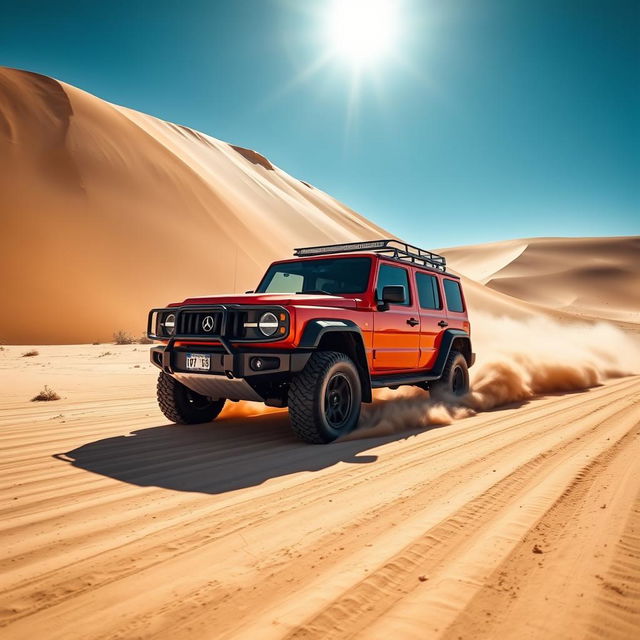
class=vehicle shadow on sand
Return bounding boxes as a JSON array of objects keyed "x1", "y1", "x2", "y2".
[{"x1": 53, "y1": 413, "x2": 439, "y2": 495}]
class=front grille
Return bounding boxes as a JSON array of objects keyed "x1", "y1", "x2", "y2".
[
  {"x1": 178, "y1": 310, "x2": 224, "y2": 336},
  {"x1": 177, "y1": 309, "x2": 247, "y2": 338}
]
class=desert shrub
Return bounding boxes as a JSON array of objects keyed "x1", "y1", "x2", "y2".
[
  {"x1": 98, "y1": 351, "x2": 113, "y2": 358},
  {"x1": 31, "y1": 385, "x2": 60, "y2": 402},
  {"x1": 113, "y1": 330, "x2": 136, "y2": 345},
  {"x1": 138, "y1": 334, "x2": 153, "y2": 344},
  {"x1": 22, "y1": 349, "x2": 39, "y2": 357}
]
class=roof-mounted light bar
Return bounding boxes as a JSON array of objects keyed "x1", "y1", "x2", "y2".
[
  {"x1": 294, "y1": 240, "x2": 388, "y2": 257},
  {"x1": 293, "y1": 239, "x2": 447, "y2": 272}
]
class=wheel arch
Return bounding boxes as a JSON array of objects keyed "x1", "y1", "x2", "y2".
[
  {"x1": 450, "y1": 335, "x2": 473, "y2": 367},
  {"x1": 299, "y1": 320, "x2": 372, "y2": 403},
  {"x1": 432, "y1": 329, "x2": 474, "y2": 377}
]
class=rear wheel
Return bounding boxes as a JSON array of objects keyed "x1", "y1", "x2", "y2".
[
  {"x1": 430, "y1": 350, "x2": 469, "y2": 401},
  {"x1": 288, "y1": 351, "x2": 362, "y2": 444},
  {"x1": 157, "y1": 372, "x2": 226, "y2": 424}
]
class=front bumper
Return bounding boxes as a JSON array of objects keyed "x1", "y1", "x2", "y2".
[{"x1": 150, "y1": 343, "x2": 312, "y2": 402}]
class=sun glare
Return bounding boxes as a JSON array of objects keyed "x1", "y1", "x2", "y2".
[{"x1": 325, "y1": 0, "x2": 399, "y2": 67}]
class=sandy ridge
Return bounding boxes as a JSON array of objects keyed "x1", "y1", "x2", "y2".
[
  {"x1": 237, "y1": 382, "x2": 640, "y2": 640},
  {"x1": 284, "y1": 401, "x2": 640, "y2": 639},
  {"x1": 443, "y1": 420, "x2": 640, "y2": 640},
  {"x1": 4, "y1": 377, "x2": 637, "y2": 576}
]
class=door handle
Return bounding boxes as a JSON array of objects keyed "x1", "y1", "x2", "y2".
[
  {"x1": 407, "y1": 318, "x2": 419, "y2": 327},
  {"x1": 438, "y1": 320, "x2": 449, "y2": 327}
]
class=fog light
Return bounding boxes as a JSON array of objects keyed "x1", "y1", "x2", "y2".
[{"x1": 250, "y1": 357, "x2": 280, "y2": 371}]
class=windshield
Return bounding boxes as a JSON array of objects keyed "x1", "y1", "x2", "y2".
[{"x1": 257, "y1": 257, "x2": 372, "y2": 295}]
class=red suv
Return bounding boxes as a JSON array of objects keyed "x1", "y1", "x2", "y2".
[{"x1": 147, "y1": 240, "x2": 474, "y2": 443}]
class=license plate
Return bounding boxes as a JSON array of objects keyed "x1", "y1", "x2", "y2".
[{"x1": 185, "y1": 353, "x2": 210, "y2": 371}]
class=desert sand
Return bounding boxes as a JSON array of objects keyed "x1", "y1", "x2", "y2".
[
  {"x1": 1, "y1": 341, "x2": 639, "y2": 640},
  {"x1": 2, "y1": 67, "x2": 640, "y2": 639}
]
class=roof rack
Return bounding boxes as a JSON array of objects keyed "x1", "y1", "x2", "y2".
[{"x1": 293, "y1": 239, "x2": 447, "y2": 272}]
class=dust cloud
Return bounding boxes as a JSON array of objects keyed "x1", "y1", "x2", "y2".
[
  {"x1": 213, "y1": 315, "x2": 639, "y2": 439},
  {"x1": 219, "y1": 400, "x2": 280, "y2": 419},
  {"x1": 346, "y1": 315, "x2": 640, "y2": 440}
]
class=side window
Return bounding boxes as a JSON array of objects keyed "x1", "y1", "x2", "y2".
[
  {"x1": 415, "y1": 273, "x2": 442, "y2": 310},
  {"x1": 376, "y1": 264, "x2": 411, "y2": 306},
  {"x1": 443, "y1": 279, "x2": 464, "y2": 312}
]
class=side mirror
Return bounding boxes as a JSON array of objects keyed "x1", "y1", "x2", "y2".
[{"x1": 378, "y1": 285, "x2": 406, "y2": 310}]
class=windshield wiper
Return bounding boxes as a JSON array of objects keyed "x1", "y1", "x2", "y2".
[{"x1": 296, "y1": 289, "x2": 334, "y2": 295}]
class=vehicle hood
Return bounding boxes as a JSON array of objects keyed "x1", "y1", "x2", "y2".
[{"x1": 175, "y1": 293, "x2": 361, "y2": 309}]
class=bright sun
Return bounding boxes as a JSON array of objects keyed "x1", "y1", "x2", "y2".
[{"x1": 325, "y1": 0, "x2": 399, "y2": 67}]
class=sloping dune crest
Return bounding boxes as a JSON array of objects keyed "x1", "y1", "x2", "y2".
[
  {"x1": 0, "y1": 67, "x2": 387, "y2": 344},
  {"x1": 441, "y1": 236, "x2": 640, "y2": 323}
]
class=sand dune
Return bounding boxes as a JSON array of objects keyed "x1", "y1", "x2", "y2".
[
  {"x1": 441, "y1": 236, "x2": 640, "y2": 323},
  {"x1": 0, "y1": 67, "x2": 387, "y2": 344}
]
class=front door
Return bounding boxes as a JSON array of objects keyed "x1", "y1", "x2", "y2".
[{"x1": 372, "y1": 263, "x2": 420, "y2": 371}]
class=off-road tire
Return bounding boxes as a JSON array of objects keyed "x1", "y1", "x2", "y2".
[
  {"x1": 430, "y1": 350, "x2": 469, "y2": 401},
  {"x1": 288, "y1": 351, "x2": 362, "y2": 444},
  {"x1": 157, "y1": 372, "x2": 226, "y2": 424}
]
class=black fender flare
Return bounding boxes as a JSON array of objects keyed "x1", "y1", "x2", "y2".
[
  {"x1": 298, "y1": 319, "x2": 362, "y2": 347},
  {"x1": 430, "y1": 329, "x2": 474, "y2": 377},
  {"x1": 298, "y1": 319, "x2": 372, "y2": 402}
]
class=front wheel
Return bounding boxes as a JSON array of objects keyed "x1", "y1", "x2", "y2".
[
  {"x1": 288, "y1": 351, "x2": 362, "y2": 444},
  {"x1": 157, "y1": 372, "x2": 226, "y2": 424},
  {"x1": 430, "y1": 350, "x2": 469, "y2": 401}
]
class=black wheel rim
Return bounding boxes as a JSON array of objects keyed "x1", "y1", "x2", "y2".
[
  {"x1": 324, "y1": 373, "x2": 353, "y2": 429},
  {"x1": 452, "y1": 366, "x2": 466, "y2": 395}
]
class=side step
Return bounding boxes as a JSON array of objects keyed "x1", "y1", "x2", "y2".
[{"x1": 371, "y1": 371, "x2": 440, "y2": 389}]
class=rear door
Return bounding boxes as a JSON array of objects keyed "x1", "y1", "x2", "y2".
[
  {"x1": 372, "y1": 262, "x2": 420, "y2": 371},
  {"x1": 414, "y1": 271, "x2": 447, "y2": 369}
]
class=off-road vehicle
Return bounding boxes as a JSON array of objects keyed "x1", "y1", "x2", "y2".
[{"x1": 147, "y1": 240, "x2": 474, "y2": 443}]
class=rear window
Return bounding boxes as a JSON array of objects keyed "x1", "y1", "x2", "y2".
[
  {"x1": 415, "y1": 273, "x2": 442, "y2": 310},
  {"x1": 443, "y1": 279, "x2": 464, "y2": 312}
]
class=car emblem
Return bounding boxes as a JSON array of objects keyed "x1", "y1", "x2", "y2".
[{"x1": 202, "y1": 315, "x2": 215, "y2": 332}]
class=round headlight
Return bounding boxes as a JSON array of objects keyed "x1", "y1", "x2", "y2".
[
  {"x1": 258, "y1": 311, "x2": 279, "y2": 337},
  {"x1": 162, "y1": 313, "x2": 176, "y2": 335}
]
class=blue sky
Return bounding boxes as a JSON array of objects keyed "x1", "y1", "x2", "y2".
[{"x1": 1, "y1": 0, "x2": 638, "y2": 247}]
